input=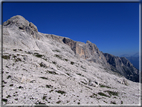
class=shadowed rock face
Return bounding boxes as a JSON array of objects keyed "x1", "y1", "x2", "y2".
[
  {"x1": 2, "y1": 15, "x2": 139, "y2": 82},
  {"x1": 103, "y1": 53, "x2": 139, "y2": 82}
]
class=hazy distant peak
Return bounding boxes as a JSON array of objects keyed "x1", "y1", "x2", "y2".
[
  {"x1": 119, "y1": 54, "x2": 131, "y2": 57},
  {"x1": 120, "y1": 52, "x2": 139, "y2": 58},
  {"x1": 132, "y1": 52, "x2": 139, "y2": 57}
]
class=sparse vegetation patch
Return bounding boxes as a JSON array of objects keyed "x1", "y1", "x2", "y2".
[
  {"x1": 18, "y1": 49, "x2": 22, "y2": 51},
  {"x1": 13, "y1": 49, "x2": 17, "y2": 51},
  {"x1": 39, "y1": 62, "x2": 47, "y2": 68},
  {"x1": 14, "y1": 58, "x2": 22, "y2": 62},
  {"x1": 81, "y1": 81, "x2": 87, "y2": 85},
  {"x1": 90, "y1": 93, "x2": 97, "y2": 98},
  {"x1": 40, "y1": 77, "x2": 48, "y2": 80},
  {"x1": 42, "y1": 95, "x2": 47, "y2": 100},
  {"x1": 99, "y1": 84, "x2": 111, "y2": 88},
  {"x1": 56, "y1": 90, "x2": 66, "y2": 95},
  {"x1": 46, "y1": 85, "x2": 53, "y2": 88},
  {"x1": 81, "y1": 65, "x2": 85, "y2": 69},
  {"x1": 47, "y1": 70, "x2": 57, "y2": 75},
  {"x1": 64, "y1": 59, "x2": 68, "y2": 61},
  {"x1": 110, "y1": 101, "x2": 116, "y2": 104},
  {"x1": 98, "y1": 92, "x2": 110, "y2": 98},
  {"x1": 77, "y1": 73, "x2": 84, "y2": 77},
  {"x1": 6, "y1": 95, "x2": 11, "y2": 98},
  {"x1": 104, "y1": 90, "x2": 119, "y2": 96},
  {"x1": 7, "y1": 75, "x2": 11, "y2": 79},
  {"x1": 9, "y1": 84, "x2": 13, "y2": 87},
  {"x1": 2, "y1": 55, "x2": 11, "y2": 60},
  {"x1": 56, "y1": 100, "x2": 61, "y2": 104},
  {"x1": 71, "y1": 61, "x2": 74, "y2": 65},
  {"x1": 35, "y1": 101, "x2": 46, "y2": 105},
  {"x1": 52, "y1": 61, "x2": 57, "y2": 65},
  {"x1": 53, "y1": 49, "x2": 60, "y2": 52},
  {"x1": 15, "y1": 98, "x2": 18, "y2": 101},
  {"x1": 55, "y1": 54, "x2": 62, "y2": 59},
  {"x1": 18, "y1": 86, "x2": 23, "y2": 89},
  {"x1": 66, "y1": 73, "x2": 71, "y2": 76},
  {"x1": 34, "y1": 53, "x2": 43, "y2": 58},
  {"x1": 2, "y1": 98, "x2": 8, "y2": 103}
]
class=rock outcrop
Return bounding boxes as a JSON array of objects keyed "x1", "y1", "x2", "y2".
[
  {"x1": 3, "y1": 15, "x2": 39, "y2": 39},
  {"x1": 62, "y1": 38, "x2": 109, "y2": 67}
]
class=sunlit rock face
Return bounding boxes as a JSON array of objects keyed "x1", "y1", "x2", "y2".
[
  {"x1": 62, "y1": 38, "x2": 109, "y2": 67},
  {"x1": 62, "y1": 36, "x2": 139, "y2": 82},
  {"x1": 1, "y1": 15, "x2": 140, "y2": 106}
]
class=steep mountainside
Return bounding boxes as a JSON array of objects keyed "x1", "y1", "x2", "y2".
[
  {"x1": 120, "y1": 53, "x2": 139, "y2": 70},
  {"x1": 126, "y1": 56, "x2": 139, "y2": 70},
  {"x1": 43, "y1": 32, "x2": 139, "y2": 82},
  {"x1": 1, "y1": 15, "x2": 141, "y2": 105},
  {"x1": 103, "y1": 53, "x2": 139, "y2": 82}
]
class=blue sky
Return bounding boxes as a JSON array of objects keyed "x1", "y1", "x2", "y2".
[{"x1": 2, "y1": 2, "x2": 139, "y2": 56}]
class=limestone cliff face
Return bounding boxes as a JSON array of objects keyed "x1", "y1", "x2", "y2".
[
  {"x1": 85, "y1": 41, "x2": 109, "y2": 67},
  {"x1": 62, "y1": 38, "x2": 109, "y2": 68}
]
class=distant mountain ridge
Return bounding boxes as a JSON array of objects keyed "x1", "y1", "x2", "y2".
[
  {"x1": 120, "y1": 52, "x2": 139, "y2": 58},
  {"x1": 132, "y1": 52, "x2": 139, "y2": 57},
  {"x1": 3, "y1": 15, "x2": 139, "y2": 82}
]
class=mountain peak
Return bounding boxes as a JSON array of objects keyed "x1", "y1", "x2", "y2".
[
  {"x1": 3, "y1": 15, "x2": 38, "y2": 34},
  {"x1": 86, "y1": 40, "x2": 91, "y2": 43},
  {"x1": 3, "y1": 15, "x2": 29, "y2": 27},
  {"x1": 10, "y1": 15, "x2": 26, "y2": 20}
]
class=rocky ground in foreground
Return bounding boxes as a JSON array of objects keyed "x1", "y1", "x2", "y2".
[
  {"x1": 2, "y1": 47, "x2": 141, "y2": 106},
  {"x1": 1, "y1": 15, "x2": 141, "y2": 106}
]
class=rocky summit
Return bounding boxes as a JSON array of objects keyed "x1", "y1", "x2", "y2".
[{"x1": 1, "y1": 15, "x2": 141, "y2": 106}]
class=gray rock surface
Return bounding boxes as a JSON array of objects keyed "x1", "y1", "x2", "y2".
[
  {"x1": 61, "y1": 37, "x2": 139, "y2": 82},
  {"x1": 38, "y1": 31, "x2": 139, "y2": 83},
  {"x1": 1, "y1": 15, "x2": 141, "y2": 106},
  {"x1": 62, "y1": 38, "x2": 109, "y2": 67},
  {"x1": 103, "y1": 53, "x2": 139, "y2": 82}
]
